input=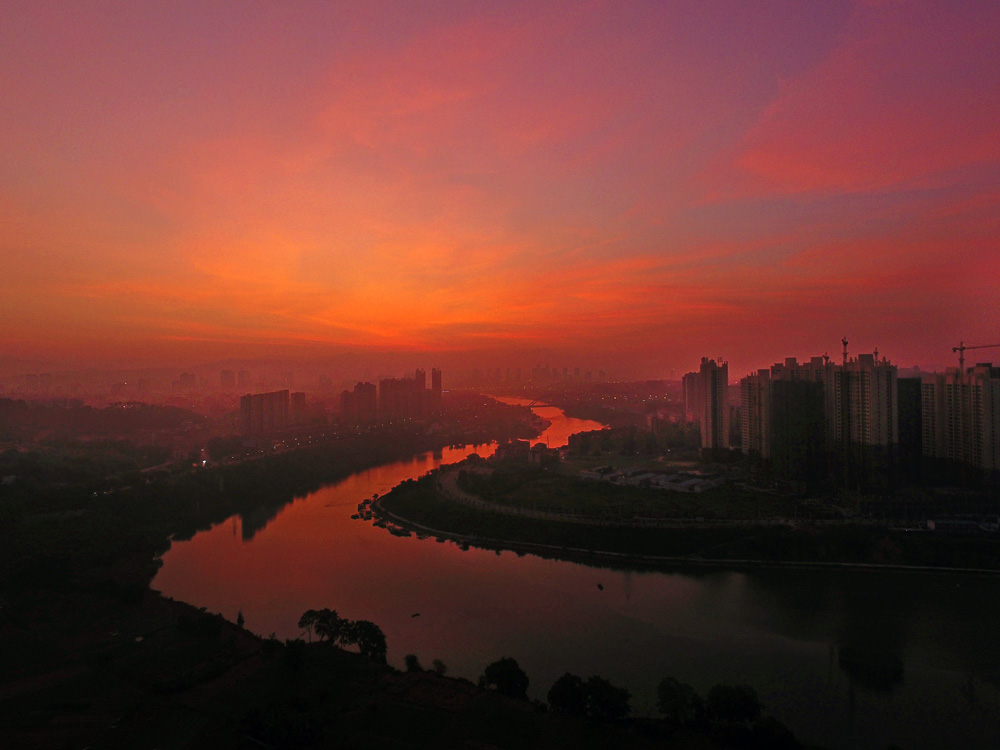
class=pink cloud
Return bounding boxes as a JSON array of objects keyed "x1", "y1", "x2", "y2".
[{"x1": 709, "y1": 1, "x2": 1000, "y2": 197}]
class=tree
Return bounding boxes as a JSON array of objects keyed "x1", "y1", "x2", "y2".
[
  {"x1": 480, "y1": 657, "x2": 529, "y2": 700},
  {"x1": 297, "y1": 609, "x2": 319, "y2": 642},
  {"x1": 298, "y1": 608, "x2": 346, "y2": 644},
  {"x1": 236, "y1": 609, "x2": 245, "y2": 628},
  {"x1": 431, "y1": 659, "x2": 448, "y2": 676},
  {"x1": 344, "y1": 620, "x2": 387, "y2": 663},
  {"x1": 547, "y1": 673, "x2": 587, "y2": 716},
  {"x1": 657, "y1": 676, "x2": 704, "y2": 726},
  {"x1": 706, "y1": 684, "x2": 762, "y2": 724},
  {"x1": 584, "y1": 675, "x2": 631, "y2": 722},
  {"x1": 314, "y1": 609, "x2": 346, "y2": 644},
  {"x1": 404, "y1": 653, "x2": 423, "y2": 672}
]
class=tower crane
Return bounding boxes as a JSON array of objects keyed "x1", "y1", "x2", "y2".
[{"x1": 953, "y1": 341, "x2": 1000, "y2": 370}]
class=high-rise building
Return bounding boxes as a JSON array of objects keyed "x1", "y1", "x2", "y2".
[
  {"x1": 341, "y1": 382, "x2": 377, "y2": 422},
  {"x1": 240, "y1": 390, "x2": 290, "y2": 438},
  {"x1": 770, "y1": 379, "x2": 826, "y2": 485},
  {"x1": 379, "y1": 375, "x2": 424, "y2": 419},
  {"x1": 696, "y1": 357, "x2": 729, "y2": 457},
  {"x1": 740, "y1": 352, "x2": 898, "y2": 488},
  {"x1": 740, "y1": 369, "x2": 771, "y2": 461},
  {"x1": 431, "y1": 368, "x2": 442, "y2": 406},
  {"x1": 834, "y1": 354, "x2": 898, "y2": 486},
  {"x1": 237, "y1": 369, "x2": 251, "y2": 388},
  {"x1": 682, "y1": 370, "x2": 704, "y2": 423},
  {"x1": 922, "y1": 363, "x2": 1000, "y2": 485},
  {"x1": 897, "y1": 377, "x2": 923, "y2": 479}
]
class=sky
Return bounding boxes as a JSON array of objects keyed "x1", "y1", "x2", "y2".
[{"x1": 2, "y1": 0, "x2": 998, "y2": 378}]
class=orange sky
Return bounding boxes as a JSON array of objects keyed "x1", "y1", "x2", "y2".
[{"x1": 2, "y1": 1, "x2": 998, "y2": 377}]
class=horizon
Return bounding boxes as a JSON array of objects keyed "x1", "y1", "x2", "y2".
[
  {"x1": 2, "y1": 2, "x2": 997, "y2": 381},
  {"x1": 0, "y1": 345, "x2": 969, "y2": 391}
]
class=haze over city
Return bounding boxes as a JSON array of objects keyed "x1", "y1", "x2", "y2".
[{"x1": 3, "y1": 1, "x2": 997, "y2": 378}]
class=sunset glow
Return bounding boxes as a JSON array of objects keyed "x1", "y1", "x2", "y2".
[{"x1": 2, "y1": 1, "x2": 998, "y2": 375}]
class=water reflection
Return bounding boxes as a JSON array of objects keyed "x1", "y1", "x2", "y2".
[{"x1": 153, "y1": 406, "x2": 1000, "y2": 750}]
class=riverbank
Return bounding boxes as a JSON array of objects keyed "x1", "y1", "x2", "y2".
[
  {"x1": 375, "y1": 467, "x2": 1000, "y2": 574},
  {"x1": 0, "y1": 396, "x2": 566, "y2": 748}
]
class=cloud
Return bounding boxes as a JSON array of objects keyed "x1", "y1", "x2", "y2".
[{"x1": 712, "y1": 0, "x2": 1000, "y2": 198}]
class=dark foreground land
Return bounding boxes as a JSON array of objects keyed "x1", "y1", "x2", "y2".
[
  {"x1": 2, "y1": 586, "x2": 733, "y2": 750},
  {"x1": 0, "y1": 396, "x2": 816, "y2": 749}
]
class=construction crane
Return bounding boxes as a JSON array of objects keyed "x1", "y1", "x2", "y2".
[{"x1": 953, "y1": 341, "x2": 1000, "y2": 370}]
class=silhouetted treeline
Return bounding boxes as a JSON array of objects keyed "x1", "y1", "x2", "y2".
[{"x1": 0, "y1": 398, "x2": 205, "y2": 440}]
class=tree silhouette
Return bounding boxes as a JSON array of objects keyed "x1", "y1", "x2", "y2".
[
  {"x1": 431, "y1": 659, "x2": 448, "y2": 676},
  {"x1": 404, "y1": 653, "x2": 422, "y2": 672},
  {"x1": 547, "y1": 673, "x2": 587, "y2": 716},
  {"x1": 315, "y1": 609, "x2": 346, "y2": 644},
  {"x1": 344, "y1": 620, "x2": 387, "y2": 663},
  {"x1": 298, "y1": 608, "x2": 346, "y2": 644},
  {"x1": 584, "y1": 675, "x2": 631, "y2": 722},
  {"x1": 480, "y1": 657, "x2": 529, "y2": 699},
  {"x1": 657, "y1": 676, "x2": 704, "y2": 726},
  {"x1": 297, "y1": 609, "x2": 319, "y2": 642},
  {"x1": 547, "y1": 673, "x2": 630, "y2": 721}
]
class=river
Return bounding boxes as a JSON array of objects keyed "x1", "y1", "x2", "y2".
[{"x1": 153, "y1": 399, "x2": 1000, "y2": 750}]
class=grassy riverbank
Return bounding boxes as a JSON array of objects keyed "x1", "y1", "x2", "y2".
[{"x1": 379, "y1": 470, "x2": 1000, "y2": 572}]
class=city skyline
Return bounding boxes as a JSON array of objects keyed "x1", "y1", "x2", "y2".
[{"x1": 2, "y1": 1, "x2": 998, "y2": 377}]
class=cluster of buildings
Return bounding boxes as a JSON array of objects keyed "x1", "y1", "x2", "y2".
[
  {"x1": 683, "y1": 346, "x2": 1000, "y2": 488},
  {"x1": 921, "y1": 363, "x2": 1000, "y2": 483},
  {"x1": 220, "y1": 369, "x2": 252, "y2": 390},
  {"x1": 239, "y1": 389, "x2": 309, "y2": 440},
  {"x1": 493, "y1": 438, "x2": 560, "y2": 465},
  {"x1": 340, "y1": 368, "x2": 442, "y2": 423},
  {"x1": 236, "y1": 368, "x2": 444, "y2": 440}
]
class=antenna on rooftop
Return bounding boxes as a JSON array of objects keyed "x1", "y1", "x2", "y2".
[{"x1": 841, "y1": 337, "x2": 849, "y2": 366}]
